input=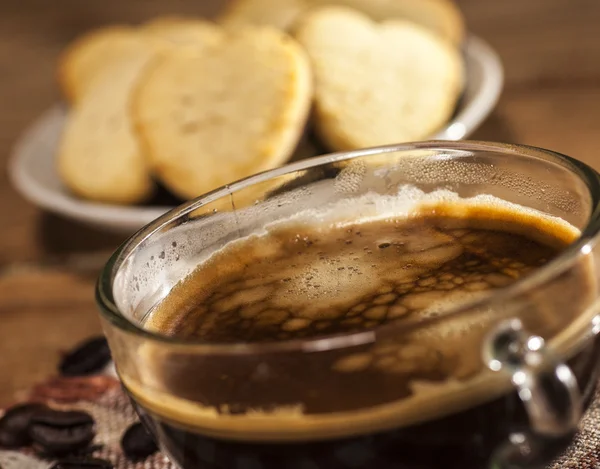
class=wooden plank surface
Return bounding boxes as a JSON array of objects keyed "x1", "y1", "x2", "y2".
[{"x1": 0, "y1": 0, "x2": 599, "y2": 405}]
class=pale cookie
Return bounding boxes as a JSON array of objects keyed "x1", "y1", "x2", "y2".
[
  {"x1": 58, "y1": 27, "x2": 150, "y2": 103},
  {"x1": 322, "y1": 0, "x2": 464, "y2": 45},
  {"x1": 57, "y1": 23, "x2": 221, "y2": 204},
  {"x1": 57, "y1": 48, "x2": 160, "y2": 204},
  {"x1": 220, "y1": 0, "x2": 464, "y2": 45},
  {"x1": 295, "y1": 6, "x2": 464, "y2": 151},
  {"x1": 133, "y1": 26, "x2": 312, "y2": 200}
]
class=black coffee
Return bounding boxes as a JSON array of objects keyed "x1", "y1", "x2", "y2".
[{"x1": 127, "y1": 198, "x2": 598, "y2": 469}]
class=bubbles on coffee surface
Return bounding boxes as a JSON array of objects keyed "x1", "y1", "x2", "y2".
[{"x1": 146, "y1": 193, "x2": 574, "y2": 345}]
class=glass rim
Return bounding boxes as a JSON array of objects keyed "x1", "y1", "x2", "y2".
[{"x1": 96, "y1": 140, "x2": 600, "y2": 354}]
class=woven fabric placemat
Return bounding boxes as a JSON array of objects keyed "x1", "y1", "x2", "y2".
[
  {"x1": 0, "y1": 376, "x2": 174, "y2": 469},
  {"x1": 1, "y1": 375, "x2": 599, "y2": 469}
]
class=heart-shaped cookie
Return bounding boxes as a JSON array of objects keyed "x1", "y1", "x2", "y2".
[
  {"x1": 133, "y1": 26, "x2": 312, "y2": 200},
  {"x1": 322, "y1": 0, "x2": 464, "y2": 45},
  {"x1": 295, "y1": 6, "x2": 464, "y2": 151},
  {"x1": 58, "y1": 43, "x2": 159, "y2": 204},
  {"x1": 57, "y1": 24, "x2": 221, "y2": 204}
]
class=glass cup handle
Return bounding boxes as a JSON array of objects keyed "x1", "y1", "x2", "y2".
[{"x1": 483, "y1": 319, "x2": 582, "y2": 469}]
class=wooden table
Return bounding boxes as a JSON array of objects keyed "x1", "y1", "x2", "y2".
[{"x1": 0, "y1": 0, "x2": 599, "y2": 405}]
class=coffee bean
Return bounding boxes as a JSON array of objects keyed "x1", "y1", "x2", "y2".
[
  {"x1": 121, "y1": 422, "x2": 158, "y2": 461},
  {"x1": 0, "y1": 403, "x2": 48, "y2": 448},
  {"x1": 50, "y1": 457, "x2": 113, "y2": 469},
  {"x1": 30, "y1": 409, "x2": 95, "y2": 455},
  {"x1": 59, "y1": 336, "x2": 111, "y2": 376}
]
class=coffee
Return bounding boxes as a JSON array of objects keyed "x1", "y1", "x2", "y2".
[
  {"x1": 123, "y1": 192, "x2": 598, "y2": 469},
  {"x1": 148, "y1": 203, "x2": 570, "y2": 344}
]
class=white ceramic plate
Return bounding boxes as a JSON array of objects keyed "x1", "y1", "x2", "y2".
[{"x1": 9, "y1": 35, "x2": 503, "y2": 235}]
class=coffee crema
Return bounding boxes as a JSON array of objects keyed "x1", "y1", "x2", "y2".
[
  {"x1": 148, "y1": 201, "x2": 574, "y2": 344},
  {"x1": 124, "y1": 191, "x2": 595, "y2": 446}
]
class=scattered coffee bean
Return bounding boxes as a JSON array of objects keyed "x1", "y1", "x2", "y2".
[
  {"x1": 30, "y1": 409, "x2": 95, "y2": 455},
  {"x1": 50, "y1": 457, "x2": 113, "y2": 469},
  {"x1": 0, "y1": 402, "x2": 49, "y2": 448},
  {"x1": 59, "y1": 336, "x2": 112, "y2": 376},
  {"x1": 121, "y1": 422, "x2": 158, "y2": 461}
]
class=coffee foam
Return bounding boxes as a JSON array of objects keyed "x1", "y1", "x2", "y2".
[
  {"x1": 116, "y1": 184, "x2": 577, "y2": 323},
  {"x1": 120, "y1": 187, "x2": 595, "y2": 442},
  {"x1": 144, "y1": 186, "x2": 580, "y2": 339},
  {"x1": 263, "y1": 185, "x2": 577, "y2": 233}
]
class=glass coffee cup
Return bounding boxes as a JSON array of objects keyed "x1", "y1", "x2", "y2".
[{"x1": 97, "y1": 141, "x2": 600, "y2": 469}]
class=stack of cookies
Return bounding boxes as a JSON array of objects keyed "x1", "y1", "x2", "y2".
[{"x1": 57, "y1": 0, "x2": 465, "y2": 204}]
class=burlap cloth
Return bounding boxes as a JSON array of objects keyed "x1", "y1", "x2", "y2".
[{"x1": 1, "y1": 374, "x2": 599, "y2": 469}]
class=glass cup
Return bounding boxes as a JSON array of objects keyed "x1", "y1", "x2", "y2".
[{"x1": 97, "y1": 141, "x2": 600, "y2": 469}]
